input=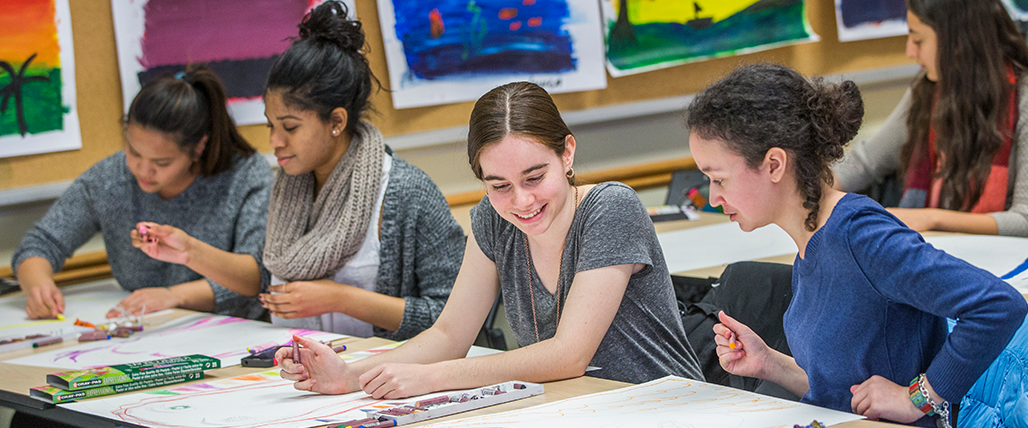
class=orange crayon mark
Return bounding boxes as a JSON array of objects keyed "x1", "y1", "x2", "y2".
[
  {"x1": 499, "y1": 8, "x2": 518, "y2": 20},
  {"x1": 429, "y1": 8, "x2": 445, "y2": 38},
  {"x1": 509, "y1": 21, "x2": 522, "y2": 31},
  {"x1": 522, "y1": 0, "x2": 536, "y2": 4},
  {"x1": 527, "y1": 16, "x2": 542, "y2": 27}
]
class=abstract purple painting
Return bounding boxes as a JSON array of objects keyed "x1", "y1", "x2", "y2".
[{"x1": 112, "y1": 0, "x2": 348, "y2": 126}]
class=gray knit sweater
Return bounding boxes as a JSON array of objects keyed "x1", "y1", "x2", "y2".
[
  {"x1": 12, "y1": 151, "x2": 272, "y2": 319},
  {"x1": 835, "y1": 80, "x2": 1028, "y2": 237},
  {"x1": 369, "y1": 152, "x2": 466, "y2": 340}
]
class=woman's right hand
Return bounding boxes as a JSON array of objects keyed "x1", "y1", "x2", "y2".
[
  {"x1": 131, "y1": 222, "x2": 194, "y2": 265},
  {"x1": 713, "y1": 310, "x2": 773, "y2": 379},
  {"x1": 276, "y1": 335, "x2": 358, "y2": 395},
  {"x1": 24, "y1": 280, "x2": 65, "y2": 319}
]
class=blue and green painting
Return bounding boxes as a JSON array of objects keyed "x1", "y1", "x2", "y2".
[
  {"x1": 391, "y1": 0, "x2": 576, "y2": 80},
  {"x1": 1009, "y1": 0, "x2": 1028, "y2": 13},
  {"x1": 0, "y1": 0, "x2": 69, "y2": 138},
  {"x1": 605, "y1": 0, "x2": 814, "y2": 75}
]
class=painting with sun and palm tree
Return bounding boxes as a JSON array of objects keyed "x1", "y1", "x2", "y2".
[
  {"x1": 377, "y1": 0, "x2": 607, "y2": 109},
  {"x1": 0, "y1": 0, "x2": 81, "y2": 158},
  {"x1": 600, "y1": 0, "x2": 818, "y2": 77}
]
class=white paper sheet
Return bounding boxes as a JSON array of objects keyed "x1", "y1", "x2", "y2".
[
  {"x1": 924, "y1": 235, "x2": 1028, "y2": 294},
  {"x1": 0, "y1": 280, "x2": 128, "y2": 342},
  {"x1": 416, "y1": 376, "x2": 864, "y2": 428},
  {"x1": 5, "y1": 313, "x2": 345, "y2": 369},
  {"x1": 63, "y1": 347, "x2": 515, "y2": 428},
  {"x1": 658, "y1": 222, "x2": 797, "y2": 274}
]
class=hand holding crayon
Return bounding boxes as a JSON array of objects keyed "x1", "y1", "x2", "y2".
[{"x1": 712, "y1": 310, "x2": 773, "y2": 380}]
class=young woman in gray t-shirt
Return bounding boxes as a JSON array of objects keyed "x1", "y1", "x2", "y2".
[{"x1": 276, "y1": 82, "x2": 703, "y2": 398}]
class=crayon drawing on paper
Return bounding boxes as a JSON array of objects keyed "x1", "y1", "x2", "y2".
[
  {"x1": 600, "y1": 0, "x2": 818, "y2": 77},
  {"x1": 111, "y1": 0, "x2": 350, "y2": 126},
  {"x1": 835, "y1": 0, "x2": 907, "y2": 42},
  {"x1": 0, "y1": 0, "x2": 81, "y2": 158},
  {"x1": 378, "y1": 0, "x2": 606, "y2": 109}
]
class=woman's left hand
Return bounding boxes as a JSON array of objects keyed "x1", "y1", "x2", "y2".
[
  {"x1": 131, "y1": 222, "x2": 193, "y2": 265},
  {"x1": 261, "y1": 280, "x2": 340, "y2": 319},
  {"x1": 358, "y1": 363, "x2": 435, "y2": 399},
  {"x1": 107, "y1": 287, "x2": 179, "y2": 318},
  {"x1": 850, "y1": 375, "x2": 925, "y2": 423}
]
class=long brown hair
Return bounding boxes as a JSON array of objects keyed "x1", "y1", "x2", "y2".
[
  {"x1": 904, "y1": 0, "x2": 1028, "y2": 210},
  {"x1": 127, "y1": 65, "x2": 255, "y2": 176},
  {"x1": 467, "y1": 82, "x2": 574, "y2": 184}
]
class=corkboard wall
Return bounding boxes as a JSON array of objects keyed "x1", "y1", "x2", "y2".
[{"x1": 0, "y1": 0, "x2": 911, "y2": 191}]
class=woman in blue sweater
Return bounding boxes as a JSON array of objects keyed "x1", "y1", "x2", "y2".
[{"x1": 688, "y1": 63, "x2": 1027, "y2": 427}]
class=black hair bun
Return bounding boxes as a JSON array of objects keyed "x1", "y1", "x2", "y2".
[
  {"x1": 808, "y1": 78, "x2": 864, "y2": 162},
  {"x1": 297, "y1": 1, "x2": 365, "y2": 54}
]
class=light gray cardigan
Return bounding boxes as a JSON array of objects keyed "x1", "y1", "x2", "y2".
[{"x1": 834, "y1": 79, "x2": 1028, "y2": 237}]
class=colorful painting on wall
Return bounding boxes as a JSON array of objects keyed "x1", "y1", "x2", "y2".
[
  {"x1": 0, "y1": 0, "x2": 81, "y2": 158},
  {"x1": 600, "y1": 0, "x2": 818, "y2": 77},
  {"x1": 378, "y1": 0, "x2": 607, "y2": 109},
  {"x1": 1003, "y1": 0, "x2": 1028, "y2": 20},
  {"x1": 111, "y1": 0, "x2": 350, "y2": 126},
  {"x1": 835, "y1": 0, "x2": 907, "y2": 42}
]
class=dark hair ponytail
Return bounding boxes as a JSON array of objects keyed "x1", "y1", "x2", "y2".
[
  {"x1": 688, "y1": 63, "x2": 864, "y2": 231},
  {"x1": 127, "y1": 65, "x2": 255, "y2": 176},
  {"x1": 266, "y1": 0, "x2": 381, "y2": 133}
]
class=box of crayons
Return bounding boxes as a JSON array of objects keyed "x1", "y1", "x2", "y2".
[
  {"x1": 343, "y1": 381, "x2": 544, "y2": 427},
  {"x1": 31, "y1": 371, "x2": 204, "y2": 404},
  {"x1": 45, "y1": 354, "x2": 220, "y2": 390}
]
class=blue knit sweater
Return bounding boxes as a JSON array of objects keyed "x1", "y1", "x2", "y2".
[{"x1": 785, "y1": 194, "x2": 1027, "y2": 425}]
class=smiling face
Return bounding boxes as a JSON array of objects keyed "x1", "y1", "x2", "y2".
[
  {"x1": 264, "y1": 90, "x2": 348, "y2": 183},
  {"x1": 688, "y1": 133, "x2": 779, "y2": 232},
  {"x1": 906, "y1": 11, "x2": 939, "y2": 82},
  {"x1": 479, "y1": 134, "x2": 575, "y2": 237},
  {"x1": 124, "y1": 124, "x2": 203, "y2": 200}
]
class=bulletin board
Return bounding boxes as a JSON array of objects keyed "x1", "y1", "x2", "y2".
[{"x1": 0, "y1": 0, "x2": 912, "y2": 192}]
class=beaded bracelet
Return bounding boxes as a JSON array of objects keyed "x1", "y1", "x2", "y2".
[{"x1": 909, "y1": 373, "x2": 951, "y2": 428}]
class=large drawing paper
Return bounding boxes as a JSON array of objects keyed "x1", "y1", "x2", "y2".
[
  {"x1": 65, "y1": 351, "x2": 512, "y2": 428},
  {"x1": 0, "y1": 280, "x2": 128, "y2": 342},
  {"x1": 658, "y1": 222, "x2": 796, "y2": 274},
  {"x1": 0, "y1": 0, "x2": 81, "y2": 157},
  {"x1": 924, "y1": 235, "x2": 1028, "y2": 294},
  {"x1": 6, "y1": 313, "x2": 345, "y2": 369},
  {"x1": 110, "y1": 0, "x2": 347, "y2": 126},
  {"x1": 416, "y1": 376, "x2": 864, "y2": 428},
  {"x1": 834, "y1": 0, "x2": 907, "y2": 42},
  {"x1": 378, "y1": 0, "x2": 607, "y2": 109},
  {"x1": 63, "y1": 370, "x2": 386, "y2": 428}
]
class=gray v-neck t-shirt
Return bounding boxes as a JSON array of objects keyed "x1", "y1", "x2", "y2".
[{"x1": 471, "y1": 182, "x2": 703, "y2": 384}]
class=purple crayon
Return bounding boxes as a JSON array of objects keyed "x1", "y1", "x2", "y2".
[{"x1": 78, "y1": 331, "x2": 111, "y2": 342}]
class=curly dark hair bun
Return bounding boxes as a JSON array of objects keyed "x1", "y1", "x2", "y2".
[
  {"x1": 297, "y1": 1, "x2": 364, "y2": 55},
  {"x1": 688, "y1": 63, "x2": 864, "y2": 231}
]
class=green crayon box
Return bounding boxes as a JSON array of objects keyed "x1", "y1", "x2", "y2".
[
  {"x1": 46, "y1": 354, "x2": 220, "y2": 390},
  {"x1": 32, "y1": 370, "x2": 204, "y2": 404}
]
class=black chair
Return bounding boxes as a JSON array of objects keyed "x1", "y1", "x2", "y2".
[{"x1": 474, "y1": 293, "x2": 508, "y2": 351}]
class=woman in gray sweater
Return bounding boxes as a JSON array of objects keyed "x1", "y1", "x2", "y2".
[
  {"x1": 14, "y1": 66, "x2": 272, "y2": 320},
  {"x1": 258, "y1": 2, "x2": 464, "y2": 340}
]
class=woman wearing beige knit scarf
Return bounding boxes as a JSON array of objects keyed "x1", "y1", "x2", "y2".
[{"x1": 257, "y1": 1, "x2": 464, "y2": 339}]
